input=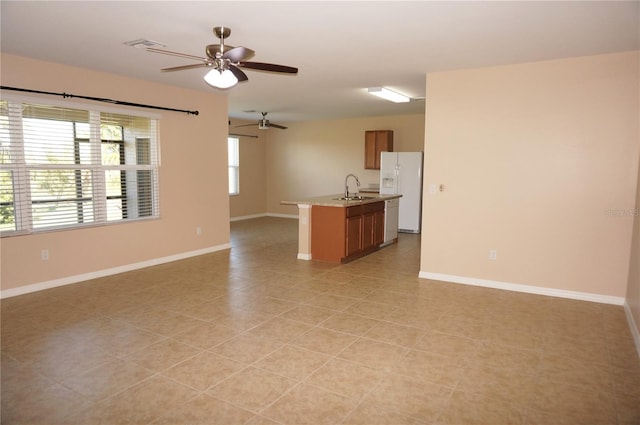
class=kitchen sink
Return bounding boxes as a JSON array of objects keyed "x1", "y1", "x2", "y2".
[{"x1": 333, "y1": 195, "x2": 377, "y2": 201}]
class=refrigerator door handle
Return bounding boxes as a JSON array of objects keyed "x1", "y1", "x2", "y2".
[{"x1": 394, "y1": 163, "x2": 400, "y2": 194}]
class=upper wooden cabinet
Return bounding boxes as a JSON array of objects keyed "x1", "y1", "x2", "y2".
[{"x1": 364, "y1": 130, "x2": 393, "y2": 169}]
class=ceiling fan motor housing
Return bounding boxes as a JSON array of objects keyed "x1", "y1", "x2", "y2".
[{"x1": 258, "y1": 119, "x2": 269, "y2": 130}]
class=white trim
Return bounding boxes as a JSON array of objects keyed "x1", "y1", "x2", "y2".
[
  {"x1": 230, "y1": 213, "x2": 298, "y2": 222},
  {"x1": 0, "y1": 243, "x2": 231, "y2": 299},
  {"x1": 230, "y1": 213, "x2": 267, "y2": 222},
  {"x1": 624, "y1": 301, "x2": 640, "y2": 358},
  {"x1": 419, "y1": 271, "x2": 625, "y2": 306},
  {"x1": 267, "y1": 213, "x2": 298, "y2": 219},
  {"x1": 297, "y1": 253, "x2": 312, "y2": 260}
]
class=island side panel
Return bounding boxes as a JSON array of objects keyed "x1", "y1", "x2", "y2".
[
  {"x1": 311, "y1": 205, "x2": 346, "y2": 263},
  {"x1": 297, "y1": 204, "x2": 312, "y2": 260}
]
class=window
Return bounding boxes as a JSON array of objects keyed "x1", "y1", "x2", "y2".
[
  {"x1": 228, "y1": 136, "x2": 239, "y2": 195},
  {"x1": 0, "y1": 100, "x2": 160, "y2": 235}
]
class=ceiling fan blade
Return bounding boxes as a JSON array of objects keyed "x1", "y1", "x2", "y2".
[
  {"x1": 147, "y1": 47, "x2": 207, "y2": 62},
  {"x1": 235, "y1": 123, "x2": 258, "y2": 128},
  {"x1": 268, "y1": 123, "x2": 288, "y2": 130},
  {"x1": 228, "y1": 65, "x2": 249, "y2": 82},
  {"x1": 161, "y1": 63, "x2": 209, "y2": 72},
  {"x1": 238, "y1": 62, "x2": 298, "y2": 74},
  {"x1": 223, "y1": 46, "x2": 255, "y2": 62}
]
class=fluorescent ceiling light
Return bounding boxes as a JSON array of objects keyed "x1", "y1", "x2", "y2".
[
  {"x1": 367, "y1": 87, "x2": 410, "y2": 103},
  {"x1": 204, "y1": 69, "x2": 238, "y2": 89}
]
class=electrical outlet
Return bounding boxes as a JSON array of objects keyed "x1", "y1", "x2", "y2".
[
  {"x1": 489, "y1": 249, "x2": 497, "y2": 260},
  {"x1": 41, "y1": 249, "x2": 49, "y2": 261},
  {"x1": 196, "y1": 227, "x2": 202, "y2": 236}
]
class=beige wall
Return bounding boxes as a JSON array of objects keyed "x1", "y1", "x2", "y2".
[
  {"x1": 1, "y1": 54, "x2": 230, "y2": 294},
  {"x1": 421, "y1": 51, "x2": 640, "y2": 299},
  {"x1": 266, "y1": 114, "x2": 425, "y2": 216},
  {"x1": 229, "y1": 121, "x2": 267, "y2": 219},
  {"x1": 6, "y1": 49, "x2": 638, "y2": 315}
]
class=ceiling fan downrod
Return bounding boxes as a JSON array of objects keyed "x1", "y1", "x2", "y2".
[{"x1": 214, "y1": 26, "x2": 231, "y2": 55}]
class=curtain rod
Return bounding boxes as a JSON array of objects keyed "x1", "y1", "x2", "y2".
[
  {"x1": 0, "y1": 86, "x2": 199, "y2": 116},
  {"x1": 229, "y1": 133, "x2": 259, "y2": 139}
]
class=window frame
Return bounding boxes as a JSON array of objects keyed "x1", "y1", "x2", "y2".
[
  {"x1": 0, "y1": 94, "x2": 161, "y2": 237},
  {"x1": 228, "y1": 136, "x2": 239, "y2": 196}
]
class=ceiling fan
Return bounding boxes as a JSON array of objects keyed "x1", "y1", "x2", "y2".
[
  {"x1": 147, "y1": 26, "x2": 298, "y2": 89},
  {"x1": 236, "y1": 112, "x2": 288, "y2": 130}
]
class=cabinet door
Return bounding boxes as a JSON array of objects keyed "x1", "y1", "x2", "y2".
[
  {"x1": 364, "y1": 131, "x2": 378, "y2": 169},
  {"x1": 346, "y1": 215, "x2": 363, "y2": 257},
  {"x1": 375, "y1": 131, "x2": 393, "y2": 169},
  {"x1": 365, "y1": 130, "x2": 394, "y2": 170},
  {"x1": 374, "y1": 210, "x2": 385, "y2": 245},
  {"x1": 362, "y1": 212, "x2": 375, "y2": 250}
]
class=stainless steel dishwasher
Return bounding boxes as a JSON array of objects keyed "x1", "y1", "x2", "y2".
[{"x1": 382, "y1": 198, "x2": 399, "y2": 246}]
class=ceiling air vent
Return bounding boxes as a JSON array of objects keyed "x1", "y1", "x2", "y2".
[{"x1": 124, "y1": 39, "x2": 167, "y2": 49}]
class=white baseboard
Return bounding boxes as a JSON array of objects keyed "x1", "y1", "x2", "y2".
[
  {"x1": 419, "y1": 271, "x2": 625, "y2": 306},
  {"x1": 230, "y1": 213, "x2": 267, "y2": 222},
  {"x1": 230, "y1": 213, "x2": 298, "y2": 222},
  {"x1": 267, "y1": 213, "x2": 299, "y2": 219},
  {"x1": 624, "y1": 301, "x2": 640, "y2": 358},
  {"x1": 297, "y1": 253, "x2": 312, "y2": 260},
  {"x1": 0, "y1": 243, "x2": 231, "y2": 299}
]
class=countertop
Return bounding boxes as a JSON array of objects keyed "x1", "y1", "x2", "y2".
[{"x1": 281, "y1": 193, "x2": 401, "y2": 208}]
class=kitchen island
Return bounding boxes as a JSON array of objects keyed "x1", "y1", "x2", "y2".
[{"x1": 281, "y1": 194, "x2": 402, "y2": 263}]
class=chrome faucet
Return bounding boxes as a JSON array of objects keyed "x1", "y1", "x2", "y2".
[{"x1": 344, "y1": 174, "x2": 360, "y2": 198}]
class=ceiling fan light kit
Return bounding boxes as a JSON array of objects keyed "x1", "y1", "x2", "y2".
[
  {"x1": 204, "y1": 68, "x2": 238, "y2": 89},
  {"x1": 368, "y1": 87, "x2": 410, "y2": 103},
  {"x1": 147, "y1": 26, "x2": 298, "y2": 90}
]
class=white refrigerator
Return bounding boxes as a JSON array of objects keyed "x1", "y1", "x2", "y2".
[{"x1": 379, "y1": 152, "x2": 423, "y2": 233}]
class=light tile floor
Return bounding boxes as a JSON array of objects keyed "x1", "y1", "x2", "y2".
[{"x1": 2, "y1": 217, "x2": 639, "y2": 424}]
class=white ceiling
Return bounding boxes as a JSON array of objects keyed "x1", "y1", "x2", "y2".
[{"x1": 1, "y1": 1, "x2": 638, "y2": 124}]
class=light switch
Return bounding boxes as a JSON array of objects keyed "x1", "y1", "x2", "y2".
[{"x1": 429, "y1": 183, "x2": 437, "y2": 194}]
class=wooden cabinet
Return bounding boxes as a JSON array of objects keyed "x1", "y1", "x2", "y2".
[
  {"x1": 311, "y1": 201, "x2": 385, "y2": 263},
  {"x1": 346, "y1": 214, "x2": 363, "y2": 257},
  {"x1": 374, "y1": 208, "x2": 385, "y2": 246},
  {"x1": 362, "y1": 212, "x2": 375, "y2": 251},
  {"x1": 363, "y1": 202, "x2": 385, "y2": 251},
  {"x1": 365, "y1": 130, "x2": 393, "y2": 170}
]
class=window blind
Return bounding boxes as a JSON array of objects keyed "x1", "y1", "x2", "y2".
[{"x1": 0, "y1": 100, "x2": 160, "y2": 235}]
